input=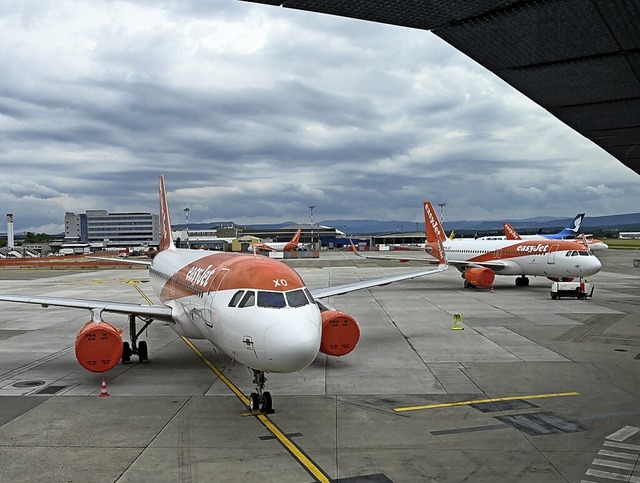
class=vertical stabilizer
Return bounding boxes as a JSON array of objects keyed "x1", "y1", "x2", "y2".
[
  {"x1": 503, "y1": 223, "x2": 522, "y2": 240},
  {"x1": 291, "y1": 228, "x2": 301, "y2": 245},
  {"x1": 423, "y1": 201, "x2": 446, "y2": 243},
  {"x1": 158, "y1": 174, "x2": 175, "y2": 251},
  {"x1": 423, "y1": 201, "x2": 447, "y2": 264}
]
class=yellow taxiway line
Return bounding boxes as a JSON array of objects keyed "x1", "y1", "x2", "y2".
[{"x1": 394, "y1": 391, "x2": 580, "y2": 412}]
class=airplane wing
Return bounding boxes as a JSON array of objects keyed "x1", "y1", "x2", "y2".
[
  {"x1": 310, "y1": 263, "x2": 448, "y2": 299},
  {"x1": 0, "y1": 294, "x2": 173, "y2": 321},
  {"x1": 349, "y1": 239, "x2": 436, "y2": 264},
  {"x1": 449, "y1": 260, "x2": 512, "y2": 272},
  {"x1": 87, "y1": 256, "x2": 152, "y2": 267}
]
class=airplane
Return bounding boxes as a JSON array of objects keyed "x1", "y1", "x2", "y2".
[
  {"x1": 502, "y1": 218, "x2": 608, "y2": 250},
  {"x1": 422, "y1": 203, "x2": 601, "y2": 288},
  {"x1": 0, "y1": 175, "x2": 448, "y2": 413},
  {"x1": 353, "y1": 203, "x2": 602, "y2": 288},
  {"x1": 250, "y1": 228, "x2": 303, "y2": 253}
]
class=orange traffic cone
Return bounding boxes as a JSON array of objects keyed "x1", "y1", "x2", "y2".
[{"x1": 99, "y1": 377, "x2": 110, "y2": 397}]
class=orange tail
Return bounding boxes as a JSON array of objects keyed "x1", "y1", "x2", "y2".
[
  {"x1": 291, "y1": 228, "x2": 301, "y2": 244},
  {"x1": 158, "y1": 174, "x2": 175, "y2": 252},
  {"x1": 423, "y1": 201, "x2": 447, "y2": 264},
  {"x1": 503, "y1": 223, "x2": 522, "y2": 240}
]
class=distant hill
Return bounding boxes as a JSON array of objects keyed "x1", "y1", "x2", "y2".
[{"x1": 173, "y1": 213, "x2": 640, "y2": 235}]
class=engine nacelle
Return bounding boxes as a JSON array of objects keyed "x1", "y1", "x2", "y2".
[
  {"x1": 320, "y1": 310, "x2": 360, "y2": 357},
  {"x1": 464, "y1": 267, "x2": 495, "y2": 287},
  {"x1": 75, "y1": 321, "x2": 123, "y2": 373}
]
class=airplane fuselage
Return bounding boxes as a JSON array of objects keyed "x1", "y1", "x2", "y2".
[
  {"x1": 444, "y1": 239, "x2": 601, "y2": 278},
  {"x1": 149, "y1": 248, "x2": 322, "y2": 373}
]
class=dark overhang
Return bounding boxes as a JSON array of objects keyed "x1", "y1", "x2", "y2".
[{"x1": 241, "y1": 0, "x2": 640, "y2": 174}]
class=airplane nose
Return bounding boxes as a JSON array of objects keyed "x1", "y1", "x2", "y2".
[{"x1": 264, "y1": 318, "x2": 321, "y2": 373}]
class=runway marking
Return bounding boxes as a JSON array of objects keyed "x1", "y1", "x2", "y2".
[
  {"x1": 181, "y1": 337, "x2": 332, "y2": 483},
  {"x1": 130, "y1": 280, "x2": 331, "y2": 482},
  {"x1": 394, "y1": 392, "x2": 580, "y2": 412}
]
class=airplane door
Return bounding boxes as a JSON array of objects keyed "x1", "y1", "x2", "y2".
[
  {"x1": 207, "y1": 268, "x2": 230, "y2": 299},
  {"x1": 203, "y1": 268, "x2": 230, "y2": 329},
  {"x1": 547, "y1": 244, "x2": 560, "y2": 264}
]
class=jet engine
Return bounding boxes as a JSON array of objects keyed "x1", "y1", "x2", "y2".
[
  {"x1": 320, "y1": 310, "x2": 360, "y2": 356},
  {"x1": 464, "y1": 267, "x2": 495, "y2": 288},
  {"x1": 75, "y1": 321, "x2": 123, "y2": 373}
]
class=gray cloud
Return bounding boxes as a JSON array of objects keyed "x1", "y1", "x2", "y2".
[{"x1": 0, "y1": 1, "x2": 637, "y2": 233}]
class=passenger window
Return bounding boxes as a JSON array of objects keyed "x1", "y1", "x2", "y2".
[
  {"x1": 239, "y1": 291, "x2": 255, "y2": 308},
  {"x1": 229, "y1": 290, "x2": 245, "y2": 307},
  {"x1": 257, "y1": 291, "x2": 286, "y2": 308},
  {"x1": 286, "y1": 289, "x2": 309, "y2": 307}
]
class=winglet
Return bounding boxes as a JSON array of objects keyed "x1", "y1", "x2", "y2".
[
  {"x1": 503, "y1": 223, "x2": 522, "y2": 240},
  {"x1": 158, "y1": 174, "x2": 175, "y2": 252},
  {"x1": 349, "y1": 238, "x2": 363, "y2": 257}
]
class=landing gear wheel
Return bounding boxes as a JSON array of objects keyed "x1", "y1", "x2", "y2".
[
  {"x1": 122, "y1": 342, "x2": 132, "y2": 363},
  {"x1": 138, "y1": 341, "x2": 148, "y2": 362},
  {"x1": 250, "y1": 369, "x2": 272, "y2": 413},
  {"x1": 262, "y1": 391, "x2": 273, "y2": 413},
  {"x1": 249, "y1": 392, "x2": 260, "y2": 411},
  {"x1": 464, "y1": 280, "x2": 470, "y2": 288}
]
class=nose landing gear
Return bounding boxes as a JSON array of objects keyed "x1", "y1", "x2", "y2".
[{"x1": 249, "y1": 369, "x2": 273, "y2": 413}]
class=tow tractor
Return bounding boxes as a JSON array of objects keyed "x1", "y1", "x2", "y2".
[{"x1": 550, "y1": 278, "x2": 594, "y2": 300}]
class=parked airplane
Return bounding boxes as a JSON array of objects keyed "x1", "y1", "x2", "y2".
[
  {"x1": 422, "y1": 203, "x2": 601, "y2": 288},
  {"x1": 478, "y1": 214, "x2": 585, "y2": 242},
  {"x1": 251, "y1": 228, "x2": 303, "y2": 253},
  {"x1": 503, "y1": 219, "x2": 608, "y2": 250},
  {"x1": 0, "y1": 176, "x2": 448, "y2": 412}
]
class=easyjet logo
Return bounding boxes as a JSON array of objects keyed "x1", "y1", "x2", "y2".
[
  {"x1": 504, "y1": 224, "x2": 518, "y2": 239},
  {"x1": 424, "y1": 203, "x2": 442, "y2": 240},
  {"x1": 186, "y1": 264, "x2": 215, "y2": 287},
  {"x1": 517, "y1": 244, "x2": 550, "y2": 254}
]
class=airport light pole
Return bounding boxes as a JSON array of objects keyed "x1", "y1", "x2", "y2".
[
  {"x1": 184, "y1": 207, "x2": 190, "y2": 248},
  {"x1": 438, "y1": 202, "x2": 447, "y2": 223},
  {"x1": 308, "y1": 205, "x2": 316, "y2": 250}
]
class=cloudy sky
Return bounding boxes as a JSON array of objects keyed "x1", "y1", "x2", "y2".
[{"x1": 1, "y1": 1, "x2": 638, "y2": 233}]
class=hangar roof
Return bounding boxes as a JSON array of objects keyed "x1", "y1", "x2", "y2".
[{"x1": 242, "y1": 0, "x2": 640, "y2": 174}]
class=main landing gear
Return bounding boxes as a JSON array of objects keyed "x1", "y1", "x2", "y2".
[
  {"x1": 515, "y1": 276, "x2": 530, "y2": 287},
  {"x1": 122, "y1": 314, "x2": 153, "y2": 364},
  {"x1": 249, "y1": 369, "x2": 273, "y2": 413}
]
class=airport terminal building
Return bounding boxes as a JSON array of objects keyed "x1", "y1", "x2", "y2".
[{"x1": 65, "y1": 210, "x2": 160, "y2": 248}]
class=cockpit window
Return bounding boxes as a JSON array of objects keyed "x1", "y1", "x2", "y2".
[
  {"x1": 286, "y1": 289, "x2": 309, "y2": 307},
  {"x1": 579, "y1": 251, "x2": 589, "y2": 256},
  {"x1": 257, "y1": 291, "x2": 286, "y2": 308},
  {"x1": 239, "y1": 291, "x2": 255, "y2": 308},
  {"x1": 229, "y1": 290, "x2": 245, "y2": 307},
  {"x1": 304, "y1": 288, "x2": 315, "y2": 304}
]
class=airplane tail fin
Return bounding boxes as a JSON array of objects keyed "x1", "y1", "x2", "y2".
[
  {"x1": 423, "y1": 202, "x2": 447, "y2": 265},
  {"x1": 561, "y1": 213, "x2": 585, "y2": 236},
  {"x1": 158, "y1": 174, "x2": 176, "y2": 252},
  {"x1": 291, "y1": 228, "x2": 301, "y2": 244},
  {"x1": 503, "y1": 223, "x2": 522, "y2": 240},
  {"x1": 423, "y1": 201, "x2": 446, "y2": 243}
]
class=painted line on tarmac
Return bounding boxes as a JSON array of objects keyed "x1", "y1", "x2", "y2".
[
  {"x1": 394, "y1": 391, "x2": 580, "y2": 413},
  {"x1": 130, "y1": 282, "x2": 331, "y2": 483},
  {"x1": 181, "y1": 337, "x2": 332, "y2": 483}
]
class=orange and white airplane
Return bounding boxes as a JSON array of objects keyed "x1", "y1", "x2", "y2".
[
  {"x1": 354, "y1": 202, "x2": 602, "y2": 288},
  {"x1": 250, "y1": 228, "x2": 302, "y2": 253},
  {"x1": 502, "y1": 222, "x2": 608, "y2": 250},
  {"x1": 423, "y1": 202, "x2": 602, "y2": 287},
  {"x1": 0, "y1": 176, "x2": 448, "y2": 412}
]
